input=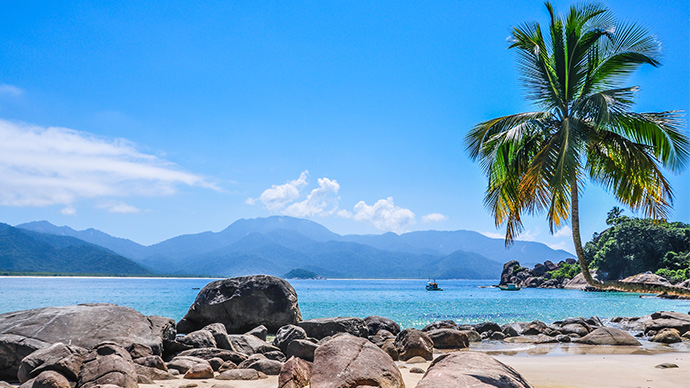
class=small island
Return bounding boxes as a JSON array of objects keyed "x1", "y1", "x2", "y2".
[{"x1": 283, "y1": 268, "x2": 324, "y2": 280}]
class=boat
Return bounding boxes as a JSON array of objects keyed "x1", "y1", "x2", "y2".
[
  {"x1": 426, "y1": 280, "x2": 443, "y2": 291},
  {"x1": 498, "y1": 283, "x2": 521, "y2": 291}
]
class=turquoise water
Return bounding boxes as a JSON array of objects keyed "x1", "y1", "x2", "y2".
[{"x1": 1, "y1": 277, "x2": 688, "y2": 329}]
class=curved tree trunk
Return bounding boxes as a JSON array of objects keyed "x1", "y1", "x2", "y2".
[{"x1": 570, "y1": 182, "x2": 690, "y2": 296}]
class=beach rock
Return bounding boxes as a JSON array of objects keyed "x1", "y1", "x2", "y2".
[
  {"x1": 500, "y1": 260, "x2": 522, "y2": 285},
  {"x1": 575, "y1": 327, "x2": 641, "y2": 346},
  {"x1": 202, "y1": 323, "x2": 235, "y2": 350},
  {"x1": 286, "y1": 339, "x2": 318, "y2": 362},
  {"x1": 558, "y1": 323, "x2": 590, "y2": 337},
  {"x1": 178, "y1": 329, "x2": 217, "y2": 349},
  {"x1": 523, "y1": 320, "x2": 547, "y2": 335},
  {"x1": 263, "y1": 351, "x2": 287, "y2": 363},
  {"x1": 167, "y1": 356, "x2": 211, "y2": 373},
  {"x1": 228, "y1": 334, "x2": 279, "y2": 355},
  {"x1": 544, "y1": 260, "x2": 559, "y2": 271},
  {"x1": 409, "y1": 367, "x2": 425, "y2": 374},
  {"x1": 0, "y1": 336, "x2": 52, "y2": 380},
  {"x1": 394, "y1": 329, "x2": 433, "y2": 361},
  {"x1": 216, "y1": 369, "x2": 267, "y2": 380},
  {"x1": 455, "y1": 330, "x2": 479, "y2": 343},
  {"x1": 650, "y1": 328, "x2": 682, "y2": 344},
  {"x1": 427, "y1": 329, "x2": 469, "y2": 349},
  {"x1": 274, "y1": 325, "x2": 308, "y2": 352},
  {"x1": 298, "y1": 317, "x2": 368, "y2": 340},
  {"x1": 177, "y1": 275, "x2": 301, "y2": 334},
  {"x1": 538, "y1": 279, "x2": 562, "y2": 289},
  {"x1": 126, "y1": 343, "x2": 154, "y2": 359},
  {"x1": 678, "y1": 279, "x2": 690, "y2": 289},
  {"x1": 368, "y1": 330, "x2": 395, "y2": 347},
  {"x1": 207, "y1": 357, "x2": 225, "y2": 371},
  {"x1": 682, "y1": 331, "x2": 690, "y2": 341},
  {"x1": 644, "y1": 311, "x2": 690, "y2": 335},
  {"x1": 311, "y1": 334, "x2": 403, "y2": 388},
  {"x1": 564, "y1": 271, "x2": 604, "y2": 290},
  {"x1": 416, "y1": 351, "x2": 532, "y2": 388},
  {"x1": 501, "y1": 323, "x2": 522, "y2": 337},
  {"x1": 134, "y1": 364, "x2": 176, "y2": 381},
  {"x1": 133, "y1": 355, "x2": 167, "y2": 370},
  {"x1": 175, "y1": 348, "x2": 248, "y2": 364},
  {"x1": 405, "y1": 356, "x2": 426, "y2": 364},
  {"x1": 473, "y1": 321, "x2": 501, "y2": 334},
  {"x1": 490, "y1": 331, "x2": 506, "y2": 341},
  {"x1": 17, "y1": 342, "x2": 87, "y2": 383},
  {"x1": 380, "y1": 339, "x2": 398, "y2": 361},
  {"x1": 237, "y1": 357, "x2": 283, "y2": 375},
  {"x1": 421, "y1": 320, "x2": 457, "y2": 332},
  {"x1": 148, "y1": 315, "x2": 177, "y2": 342},
  {"x1": 0, "y1": 304, "x2": 165, "y2": 357},
  {"x1": 184, "y1": 363, "x2": 214, "y2": 379},
  {"x1": 218, "y1": 361, "x2": 237, "y2": 372},
  {"x1": 655, "y1": 363, "x2": 679, "y2": 369},
  {"x1": 556, "y1": 334, "x2": 571, "y2": 343},
  {"x1": 278, "y1": 356, "x2": 311, "y2": 388},
  {"x1": 621, "y1": 272, "x2": 672, "y2": 286},
  {"x1": 32, "y1": 371, "x2": 71, "y2": 388},
  {"x1": 245, "y1": 325, "x2": 268, "y2": 341},
  {"x1": 532, "y1": 263, "x2": 546, "y2": 277},
  {"x1": 364, "y1": 316, "x2": 401, "y2": 336},
  {"x1": 78, "y1": 342, "x2": 138, "y2": 388}
]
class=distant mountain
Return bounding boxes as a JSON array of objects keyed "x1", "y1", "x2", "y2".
[
  {"x1": 0, "y1": 223, "x2": 150, "y2": 275},
  {"x1": 13, "y1": 216, "x2": 573, "y2": 278}
]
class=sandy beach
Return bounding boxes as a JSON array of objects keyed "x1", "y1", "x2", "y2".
[{"x1": 137, "y1": 345, "x2": 689, "y2": 388}]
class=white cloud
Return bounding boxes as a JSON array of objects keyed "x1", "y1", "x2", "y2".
[
  {"x1": 553, "y1": 226, "x2": 572, "y2": 238},
  {"x1": 284, "y1": 177, "x2": 341, "y2": 217},
  {"x1": 0, "y1": 84, "x2": 24, "y2": 98},
  {"x1": 60, "y1": 206, "x2": 77, "y2": 216},
  {"x1": 248, "y1": 171, "x2": 308, "y2": 211},
  {"x1": 353, "y1": 197, "x2": 416, "y2": 233},
  {"x1": 0, "y1": 119, "x2": 217, "y2": 208},
  {"x1": 480, "y1": 231, "x2": 505, "y2": 239},
  {"x1": 422, "y1": 213, "x2": 448, "y2": 223},
  {"x1": 97, "y1": 201, "x2": 142, "y2": 213}
]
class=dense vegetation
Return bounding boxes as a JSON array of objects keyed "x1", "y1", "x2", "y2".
[{"x1": 584, "y1": 209, "x2": 690, "y2": 282}]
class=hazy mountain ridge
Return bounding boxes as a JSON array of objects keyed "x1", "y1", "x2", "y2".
[
  {"x1": 0, "y1": 223, "x2": 150, "y2": 275},
  {"x1": 15, "y1": 216, "x2": 573, "y2": 278}
]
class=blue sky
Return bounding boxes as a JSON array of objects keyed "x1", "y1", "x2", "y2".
[{"x1": 0, "y1": 0, "x2": 688, "y2": 252}]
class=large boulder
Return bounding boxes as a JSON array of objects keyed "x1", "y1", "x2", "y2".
[
  {"x1": 311, "y1": 334, "x2": 403, "y2": 388},
  {"x1": 0, "y1": 335, "x2": 50, "y2": 381},
  {"x1": 298, "y1": 317, "x2": 368, "y2": 339},
  {"x1": 18, "y1": 342, "x2": 87, "y2": 383},
  {"x1": 228, "y1": 334, "x2": 280, "y2": 355},
  {"x1": 77, "y1": 342, "x2": 138, "y2": 388},
  {"x1": 421, "y1": 320, "x2": 457, "y2": 332},
  {"x1": 427, "y1": 329, "x2": 469, "y2": 349},
  {"x1": 416, "y1": 351, "x2": 533, "y2": 388},
  {"x1": 273, "y1": 325, "x2": 308, "y2": 353},
  {"x1": 0, "y1": 304, "x2": 165, "y2": 355},
  {"x1": 394, "y1": 329, "x2": 433, "y2": 361},
  {"x1": 621, "y1": 272, "x2": 672, "y2": 286},
  {"x1": 644, "y1": 311, "x2": 690, "y2": 335},
  {"x1": 564, "y1": 271, "x2": 604, "y2": 290},
  {"x1": 32, "y1": 370, "x2": 71, "y2": 388},
  {"x1": 364, "y1": 316, "x2": 401, "y2": 336},
  {"x1": 177, "y1": 275, "x2": 301, "y2": 333},
  {"x1": 575, "y1": 327, "x2": 641, "y2": 346},
  {"x1": 237, "y1": 356, "x2": 283, "y2": 375},
  {"x1": 175, "y1": 348, "x2": 248, "y2": 364}
]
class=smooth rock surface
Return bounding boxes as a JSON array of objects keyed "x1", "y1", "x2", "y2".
[
  {"x1": 416, "y1": 351, "x2": 533, "y2": 388},
  {"x1": 278, "y1": 356, "x2": 311, "y2": 388},
  {"x1": 298, "y1": 317, "x2": 368, "y2": 340},
  {"x1": 394, "y1": 329, "x2": 433, "y2": 361},
  {"x1": 575, "y1": 327, "x2": 641, "y2": 346},
  {"x1": 78, "y1": 342, "x2": 138, "y2": 388},
  {"x1": 17, "y1": 342, "x2": 86, "y2": 383}
]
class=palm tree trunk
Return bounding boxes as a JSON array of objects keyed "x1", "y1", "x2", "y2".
[{"x1": 570, "y1": 181, "x2": 690, "y2": 296}]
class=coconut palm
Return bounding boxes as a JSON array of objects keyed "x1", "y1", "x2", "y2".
[{"x1": 465, "y1": 2, "x2": 689, "y2": 294}]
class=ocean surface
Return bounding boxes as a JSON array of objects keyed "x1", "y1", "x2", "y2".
[{"x1": 1, "y1": 277, "x2": 688, "y2": 329}]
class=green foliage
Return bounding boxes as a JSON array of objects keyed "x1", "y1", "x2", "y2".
[
  {"x1": 547, "y1": 262, "x2": 581, "y2": 280},
  {"x1": 584, "y1": 215, "x2": 690, "y2": 280}
]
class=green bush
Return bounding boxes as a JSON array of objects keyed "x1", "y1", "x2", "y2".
[{"x1": 547, "y1": 262, "x2": 581, "y2": 281}]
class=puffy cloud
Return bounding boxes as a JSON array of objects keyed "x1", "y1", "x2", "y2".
[
  {"x1": 60, "y1": 206, "x2": 77, "y2": 216},
  {"x1": 352, "y1": 197, "x2": 416, "y2": 233},
  {"x1": 422, "y1": 213, "x2": 448, "y2": 223},
  {"x1": 247, "y1": 170, "x2": 309, "y2": 211},
  {"x1": 553, "y1": 226, "x2": 572, "y2": 238},
  {"x1": 0, "y1": 119, "x2": 217, "y2": 207},
  {"x1": 0, "y1": 84, "x2": 24, "y2": 98},
  {"x1": 284, "y1": 177, "x2": 341, "y2": 217}
]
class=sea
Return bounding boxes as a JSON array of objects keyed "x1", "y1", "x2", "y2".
[{"x1": 1, "y1": 277, "x2": 688, "y2": 329}]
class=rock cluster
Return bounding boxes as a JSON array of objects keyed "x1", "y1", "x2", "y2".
[
  {"x1": 2, "y1": 274, "x2": 689, "y2": 388},
  {"x1": 500, "y1": 259, "x2": 577, "y2": 289}
]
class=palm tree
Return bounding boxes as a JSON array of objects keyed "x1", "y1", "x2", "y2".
[{"x1": 465, "y1": 2, "x2": 690, "y2": 295}]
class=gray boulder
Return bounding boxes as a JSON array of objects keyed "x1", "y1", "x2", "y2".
[
  {"x1": 245, "y1": 325, "x2": 268, "y2": 341},
  {"x1": 575, "y1": 327, "x2": 641, "y2": 346},
  {"x1": 273, "y1": 325, "x2": 308, "y2": 353},
  {"x1": 228, "y1": 334, "x2": 280, "y2": 355},
  {"x1": 394, "y1": 329, "x2": 433, "y2": 361},
  {"x1": 286, "y1": 339, "x2": 318, "y2": 362},
  {"x1": 175, "y1": 348, "x2": 248, "y2": 364},
  {"x1": 421, "y1": 320, "x2": 457, "y2": 332},
  {"x1": 427, "y1": 329, "x2": 469, "y2": 349},
  {"x1": 216, "y1": 369, "x2": 267, "y2": 380},
  {"x1": 178, "y1": 329, "x2": 217, "y2": 348},
  {"x1": 202, "y1": 323, "x2": 235, "y2": 350},
  {"x1": 416, "y1": 351, "x2": 533, "y2": 388},
  {"x1": 298, "y1": 317, "x2": 368, "y2": 340},
  {"x1": 364, "y1": 316, "x2": 401, "y2": 335},
  {"x1": 650, "y1": 328, "x2": 682, "y2": 344},
  {"x1": 238, "y1": 356, "x2": 283, "y2": 375},
  {"x1": 17, "y1": 342, "x2": 87, "y2": 383},
  {"x1": 0, "y1": 334, "x2": 49, "y2": 381},
  {"x1": 473, "y1": 321, "x2": 501, "y2": 334},
  {"x1": 78, "y1": 342, "x2": 138, "y2": 388},
  {"x1": 177, "y1": 275, "x2": 301, "y2": 333},
  {"x1": 278, "y1": 356, "x2": 311, "y2": 388},
  {"x1": 166, "y1": 356, "x2": 210, "y2": 374},
  {"x1": 311, "y1": 334, "x2": 403, "y2": 388},
  {"x1": 644, "y1": 311, "x2": 690, "y2": 335},
  {"x1": 32, "y1": 371, "x2": 71, "y2": 388}
]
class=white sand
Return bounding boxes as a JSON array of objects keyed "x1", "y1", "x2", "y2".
[{"x1": 140, "y1": 348, "x2": 688, "y2": 388}]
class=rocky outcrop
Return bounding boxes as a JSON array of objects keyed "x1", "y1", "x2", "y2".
[
  {"x1": 298, "y1": 317, "x2": 368, "y2": 339},
  {"x1": 575, "y1": 327, "x2": 641, "y2": 346},
  {"x1": 621, "y1": 272, "x2": 672, "y2": 286},
  {"x1": 311, "y1": 334, "x2": 403, "y2": 388},
  {"x1": 416, "y1": 351, "x2": 533, "y2": 388},
  {"x1": 500, "y1": 260, "x2": 576, "y2": 289},
  {"x1": 177, "y1": 275, "x2": 302, "y2": 334},
  {"x1": 17, "y1": 342, "x2": 86, "y2": 384},
  {"x1": 643, "y1": 311, "x2": 690, "y2": 335}
]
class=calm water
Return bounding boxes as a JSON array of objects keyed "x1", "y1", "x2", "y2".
[{"x1": 1, "y1": 277, "x2": 688, "y2": 329}]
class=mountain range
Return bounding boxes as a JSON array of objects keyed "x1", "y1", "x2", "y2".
[{"x1": 9, "y1": 216, "x2": 574, "y2": 279}]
